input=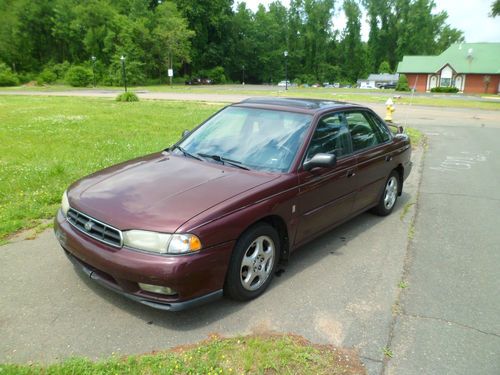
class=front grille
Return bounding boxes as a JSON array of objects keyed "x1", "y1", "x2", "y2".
[{"x1": 67, "y1": 208, "x2": 123, "y2": 248}]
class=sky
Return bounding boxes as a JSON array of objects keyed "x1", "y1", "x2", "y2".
[{"x1": 241, "y1": 0, "x2": 500, "y2": 43}]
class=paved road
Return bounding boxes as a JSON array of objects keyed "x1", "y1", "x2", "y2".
[
  {"x1": 0, "y1": 93, "x2": 499, "y2": 374},
  {"x1": 2, "y1": 85, "x2": 500, "y2": 102},
  {"x1": 387, "y1": 112, "x2": 500, "y2": 374}
]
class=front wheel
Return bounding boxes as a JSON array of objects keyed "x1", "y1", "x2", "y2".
[
  {"x1": 224, "y1": 223, "x2": 280, "y2": 301},
  {"x1": 373, "y1": 171, "x2": 400, "y2": 216}
]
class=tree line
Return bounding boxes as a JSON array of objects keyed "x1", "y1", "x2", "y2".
[{"x1": 0, "y1": 0, "x2": 464, "y2": 86}]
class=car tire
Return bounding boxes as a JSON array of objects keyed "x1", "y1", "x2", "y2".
[
  {"x1": 224, "y1": 223, "x2": 280, "y2": 301},
  {"x1": 373, "y1": 170, "x2": 400, "y2": 216}
]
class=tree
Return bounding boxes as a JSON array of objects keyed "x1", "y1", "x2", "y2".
[
  {"x1": 226, "y1": 2, "x2": 255, "y2": 82},
  {"x1": 491, "y1": 0, "x2": 500, "y2": 16},
  {"x1": 378, "y1": 61, "x2": 391, "y2": 73},
  {"x1": 364, "y1": 0, "x2": 463, "y2": 72},
  {"x1": 175, "y1": 0, "x2": 234, "y2": 74},
  {"x1": 362, "y1": 0, "x2": 395, "y2": 72},
  {"x1": 302, "y1": 0, "x2": 335, "y2": 78},
  {"x1": 395, "y1": 74, "x2": 410, "y2": 91},
  {"x1": 0, "y1": 0, "x2": 466, "y2": 85},
  {"x1": 153, "y1": 1, "x2": 194, "y2": 83},
  {"x1": 340, "y1": 0, "x2": 366, "y2": 82}
]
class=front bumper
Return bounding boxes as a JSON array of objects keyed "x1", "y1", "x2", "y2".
[{"x1": 54, "y1": 209, "x2": 234, "y2": 311}]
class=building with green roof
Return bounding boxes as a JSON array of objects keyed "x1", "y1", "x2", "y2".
[{"x1": 397, "y1": 43, "x2": 500, "y2": 94}]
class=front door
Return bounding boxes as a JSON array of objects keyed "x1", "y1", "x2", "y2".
[
  {"x1": 429, "y1": 75, "x2": 438, "y2": 90},
  {"x1": 346, "y1": 110, "x2": 393, "y2": 213},
  {"x1": 295, "y1": 112, "x2": 357, "y2": 245}
]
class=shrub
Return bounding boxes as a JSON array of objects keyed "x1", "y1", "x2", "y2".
[
  {"x1": 200, "y1": 66, "x2": 226, "y2": 84},
  {"x1": 395, "y1": 74, "x2": 410, "y2": 91},
  {"x1": 36, "y1": 68, "x2": 57, "y2": 85},
  {"x1": 116, "y1": 92, "x2": 139, "y2": 102},
  {"x1": 17, "y1": 72, "x2": 36, "y2": 84},
  {"x1": 297, "y1": 74, "x2": 317, "y2": 85},
  {"x1": 318, "y1": 63, "x2": 341, "y2": 83},
  {"x1": 430, "y1": 86, "x2": 459, "y2": 93},
  {"x1": 0, "y1": 63, "x2": 20, "y2": 86},
  {"x1": 104, "y1": 59, "x2": 145, "y2": 86},
  {"x1": 378, "y1": 61, "x2": 391, "y2": 73},
  {"x1": 172, "y1": 75, "x2": 189, "y2": 84},
  {"x1": 51, "y1": 61, "x2": 71, "y2": 80},
  {"x1": 65, "y1": 66, "x2": 93, "y2": 87}
]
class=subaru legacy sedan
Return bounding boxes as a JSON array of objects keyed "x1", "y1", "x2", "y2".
[{"x1": 54, "y1": 98, "x2": 412, "y2": 311}]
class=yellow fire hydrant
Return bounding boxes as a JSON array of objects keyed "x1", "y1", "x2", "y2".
[{"x1": 385, "y1": 98, "x2": 395, "y2": 122}]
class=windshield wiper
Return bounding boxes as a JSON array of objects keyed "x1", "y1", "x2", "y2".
[
  {"x1": 170, "y1": 145, "x2": 202, "y2": 161},
  {"x1": 197, "y1": 153, "x2": 250, "y2": 170}
]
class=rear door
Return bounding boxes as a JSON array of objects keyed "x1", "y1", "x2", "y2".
[
  {"x1": 295, "y1": 112, "x2": 357, "y2": 245},
  {"x1": 346, "y1": 110, "x2": 393, "y2": 213}
]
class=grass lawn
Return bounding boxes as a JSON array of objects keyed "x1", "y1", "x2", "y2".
[
  {"x1": 2, "y1": 83, "x2": 500, "y2": 110},
  {"x1": 0, "y1": 95, "x2": 422, "y2": 244},
  {"x1": 0, "y1": 95, "x2": 223, "y2": 244},
  {"x1": 0, "y1": 334, "x2": 365, "y2": 375},
  {"x1": 140, "y1": 85, "x2": 500, "y2": 110}
]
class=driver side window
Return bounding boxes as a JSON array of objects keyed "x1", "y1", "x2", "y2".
[
  {"x1": 345, "y1": 111, "x2": 383, "y2": 151},
  {"x1": 305, "y1": 113, "x2": 352, "y2": 161}
]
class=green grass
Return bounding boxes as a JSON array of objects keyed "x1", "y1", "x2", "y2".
[
  {"x1": 388, "y1": 123, "x2": 423, "y2": 148},
  {"x1": 0, "y1": 95, "x2": 223, "y2": 243},
  {"x1": 399, "y1": 201, "x2": 416, "y2": 220},
  {"x1": 382, "y1": 346, "x2": 393, "y2": 358},
  {"x1": 0, "y1": 95, "x2": 423, "y2": 244},
  {"x1": 0, "y1": 334, "x2": 365, "y2": 375},
  {"x1": 405, "y1": 127, "x2": 423, "y2": 147}
]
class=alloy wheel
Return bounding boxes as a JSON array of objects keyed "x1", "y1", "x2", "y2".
[{"x1": 240, "y1": 235, "x2": 275, "y2": 291}]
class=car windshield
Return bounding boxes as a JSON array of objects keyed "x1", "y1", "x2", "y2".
[{"x1": 178, "y1": 106, "x2": 313, "y2": 172}]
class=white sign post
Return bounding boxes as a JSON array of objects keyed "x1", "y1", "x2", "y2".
[{"x1": 168, "y1": 68, "x2": 173, "y2": 86}]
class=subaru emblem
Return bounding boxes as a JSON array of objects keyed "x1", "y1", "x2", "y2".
[{"x1": 84, "y1": 221, "x2": 93, "y2": 231}]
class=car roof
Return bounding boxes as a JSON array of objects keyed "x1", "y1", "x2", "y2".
[{"x1": 234, "y1": 97, "x2": 364, "y2": 114}]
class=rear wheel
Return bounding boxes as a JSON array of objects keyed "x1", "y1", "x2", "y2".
[
  {"x1": 373, "y1": 170, "x2": 400, "y2": 216},
  {"x1": 225, "y1": 223, "x2": 280, "y2": 301}
]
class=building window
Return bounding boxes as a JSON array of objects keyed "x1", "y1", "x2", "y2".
[
  {"x1": 440, "y1": 65, "x2": 454, "y2": 88},
  {"x1": 440, "y1": 77, "x2": 451, "y2": 87}
]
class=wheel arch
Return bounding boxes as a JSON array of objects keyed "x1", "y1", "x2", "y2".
[
  {"x1": 394, "y1": 164, "x2": 404, "y2": 195},
  {"x1": 238, "y1": 215, "x2": 291, "y2": 265}
]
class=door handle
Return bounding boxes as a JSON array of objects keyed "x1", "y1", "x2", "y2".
[
  {"x1": 347, "y1": 169, "x2": 356, "y2": 178},
  {"x1": 385, "y1": 155, "x2": 393, "y2": 162}
]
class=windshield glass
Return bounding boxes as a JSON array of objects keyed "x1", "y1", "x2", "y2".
[{"x1": 178, "y1": 106, "x2": 313, "y2": 172}]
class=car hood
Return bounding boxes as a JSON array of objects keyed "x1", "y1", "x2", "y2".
[{"x1": 68, "y1": 152, "x2": 280, "y2": 233}]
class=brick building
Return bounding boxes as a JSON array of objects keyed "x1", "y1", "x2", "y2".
[{"x1": 397, "y1": 43, "x2": 500, "y2": 94}]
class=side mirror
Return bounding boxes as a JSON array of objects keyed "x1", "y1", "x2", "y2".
[
  {"x1": 393, "y1": 133, "x2": 409, "y2": 141},
  {"x1": 303, "y1": 153, "x2": 337, "y2": 171},
  {"x1": 181, "y1": 130, "x2": 190, "y2": 138}
]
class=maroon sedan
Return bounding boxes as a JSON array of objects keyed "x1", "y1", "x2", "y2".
[{"x1": 54, "y1": 98, "x2": 412, "y2": 311}]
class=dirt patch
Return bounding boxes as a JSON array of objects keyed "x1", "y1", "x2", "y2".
[{"x1": 5, "y1": 219, "x2": 53, "y2": 244}]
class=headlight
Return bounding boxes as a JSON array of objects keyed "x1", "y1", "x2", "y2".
[
  {"x1": 61, "y1": 191, "x2": 70, "y2": 217},
  {"x1": 168, "y1": 234, "x2": 202, "y2": 254},
  {"x1": 122, "y1": 230, "x2": 202, "y2": 255}
]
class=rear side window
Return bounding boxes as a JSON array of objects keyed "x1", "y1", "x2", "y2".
[
  {"x1": 305, "y1": 112, "x2": 352, "y2": 160},
  {"x1": 366, "y1": 112, "x2": 392, "y2": 143},
  {"x1": 345, "y1": 111, "x2": 383, "y2": 151}
]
